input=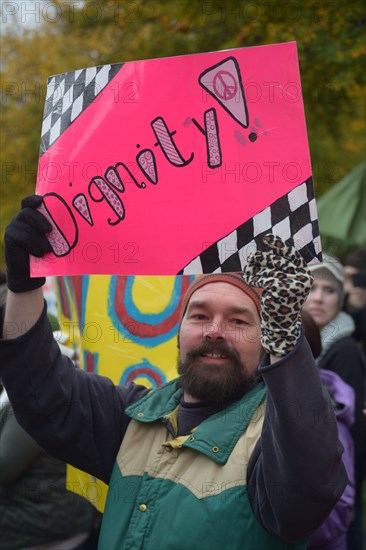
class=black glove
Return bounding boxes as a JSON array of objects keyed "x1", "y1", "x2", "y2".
[{"x1": 4, "y1": 195, "x2": 53, "y2": 293}]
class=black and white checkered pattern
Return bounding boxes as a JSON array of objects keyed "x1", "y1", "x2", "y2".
[
  {"x1": 40, "y1": 63, "x2": 123, "y2": 155},
  {"x1": 178, "y1": 177, "x2": 322, "y2": 274}
]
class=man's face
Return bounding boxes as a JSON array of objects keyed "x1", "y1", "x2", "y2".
[{"x1": 178, "y1": 282, "x2": 262, "y2": 403}]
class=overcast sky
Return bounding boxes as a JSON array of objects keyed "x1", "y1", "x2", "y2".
[
  {"x1": 2, "y1": 1, "x2": 41, "y2": 29},
  {"x1": 1, "y1": 1, "x2": 86, "y2": 31}
]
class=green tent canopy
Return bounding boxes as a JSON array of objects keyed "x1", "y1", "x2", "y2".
[{"x1": 316, "y1": 162, "x2": 366, "y2": 259}]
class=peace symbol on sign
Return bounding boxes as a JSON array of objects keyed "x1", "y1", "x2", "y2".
[{"x1": 213, "y1": 70, "x2": 238, "y2": 100}]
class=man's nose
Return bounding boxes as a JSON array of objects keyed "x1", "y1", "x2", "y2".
[{"x1": 203, "y1": 321, "x2": 225, "y2": 340}]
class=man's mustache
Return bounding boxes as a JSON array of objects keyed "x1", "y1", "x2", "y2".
[{"x1": 186, "y1": 340, "x2": 240, "y2": 363}]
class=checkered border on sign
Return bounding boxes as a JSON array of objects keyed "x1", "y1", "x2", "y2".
[
  {"x1": 40, "y1": 63, "x2": 123, "y2": 155},
  {"x1": 178, "y1": 177, "x2": 322, "y2": 274}
]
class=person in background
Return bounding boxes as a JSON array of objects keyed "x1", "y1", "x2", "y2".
[
  {"x1": 344, "y1": 248, "x2": 366, "y2": 356},
  {"x1": 303, "y1": 254, "x2": 365, "y2": 550},
  {"x1": 343, "y1": 248, "x2": 366, "y2": 550},
  {"x1": 0, "y1": 279, "x2": 101, "y2": 550},
  {"x1": 0, "y1": 381, "x2": 101, "y2": 550},
  {"x1": 301, "y1": 310, "x2": 355, "y2": 550}
]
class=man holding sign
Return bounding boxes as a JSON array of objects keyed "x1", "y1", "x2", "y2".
[{"x1": 1, "y1": 199, "x2": 347, "y2": 549}]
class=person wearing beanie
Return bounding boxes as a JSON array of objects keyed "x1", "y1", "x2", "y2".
[
  {"x1": 303, "y1": 255, "x2": 364, "y2": 452},
  {"x1": 0, "y1": 197, "x2": 348, "y2": 549},
  {"x1": 304, "y1": 254, "x2": 365, "y2": 550},
  {"x1": 301, "y1": 310, "x2": 356, "y2": 550}
]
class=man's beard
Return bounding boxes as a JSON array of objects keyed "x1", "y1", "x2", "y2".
[{"x1": 177, "y1": 340, "x2": 260, "y2": 404}]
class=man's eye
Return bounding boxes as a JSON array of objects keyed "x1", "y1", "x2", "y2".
[
  {"x1": 191, "y1": 314, "x2": 207, "y2": 320},
  {"x1": 231, "y1": 319, "x2": 246, "y2": 325}
]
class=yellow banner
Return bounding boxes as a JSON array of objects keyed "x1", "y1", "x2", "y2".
[{"x1": 55, "y1": 274, "x2": 193, "y2": 510}]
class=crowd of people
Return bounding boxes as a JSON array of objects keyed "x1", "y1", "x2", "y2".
[{"x1": 0, "y1": 196, "x2": 365, "y2": 549}]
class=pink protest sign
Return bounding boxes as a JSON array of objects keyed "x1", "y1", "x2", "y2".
[{"x1": 32, "y1": 42, "x2": 321, "y2": 277}]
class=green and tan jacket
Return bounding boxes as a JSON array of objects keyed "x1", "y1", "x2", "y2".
[
  {"x1": 0, "y1": 305, "x2": 348, "y2": 550},
  {"x1": 98, "y1": 380, "x2": 306, "y2": 550}
]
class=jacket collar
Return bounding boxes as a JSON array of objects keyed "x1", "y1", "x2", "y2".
[{"x1": 126, "y1": 379, "x2": 266, "y2": 464}]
